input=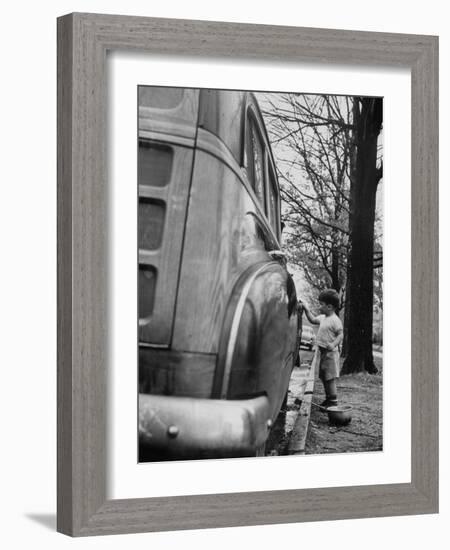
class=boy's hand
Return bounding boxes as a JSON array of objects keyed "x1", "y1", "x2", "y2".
[{"x1": 326, "y1": 343, "x2": 335, "y2": 351}]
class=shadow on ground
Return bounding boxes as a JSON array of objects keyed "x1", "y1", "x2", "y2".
[{"x1": 25, "y1": 513, "x2": 56, "y2": 531}]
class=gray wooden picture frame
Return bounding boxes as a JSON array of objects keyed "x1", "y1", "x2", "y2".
[{"x1": 57, "y1": 12, "x2": 439, "y2": 537}]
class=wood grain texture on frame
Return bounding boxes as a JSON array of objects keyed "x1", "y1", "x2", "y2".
[{"x1": 57, "y1": 12, "x2": 438, "y2": 536}]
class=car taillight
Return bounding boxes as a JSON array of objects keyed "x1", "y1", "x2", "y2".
[
  {"x1": 138, "y1": 198, "x2": 166, "y2": 250},
  {"x1": 138, "y1": 142, "x2": 173, "y2": 188}
]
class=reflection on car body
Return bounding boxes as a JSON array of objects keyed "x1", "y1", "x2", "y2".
[
  {"x1": 300, "y1": 325, "x2": 316, "y2": 351},
  {"x1": 138, "y1": 87, "x2": 298, "y2": 460}
]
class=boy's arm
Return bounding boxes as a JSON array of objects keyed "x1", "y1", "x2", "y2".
[
  {"x1": 327, "y1": 326, "x2": 343, "y2": 350},
  {"x1": 299, "y1": 301, "x2": 321, "y2": 325}
]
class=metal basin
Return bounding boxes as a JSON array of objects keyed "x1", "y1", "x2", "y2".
[{"x1": 327, "y1": 405, "x2": 352, "y2": 426}]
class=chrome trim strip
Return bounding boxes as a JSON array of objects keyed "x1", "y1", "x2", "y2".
[
  {"x1": 138, "y1": 342, "x2": 169, "y2": 349},
  {"x1": 139, "y1": 249, "x2": 160, "y2": 266},
  {"x1": 139, "y1": 185, "x2": 169, "y2": 201},
  {"x1": 220, "y1": 263, "x2": 274, "y2": 399},
  {"x1": 139, "y1": 129, "x2": 194, "y2": 149}
]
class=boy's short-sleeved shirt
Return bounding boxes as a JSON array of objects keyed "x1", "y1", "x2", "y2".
[{"x1": 316, "y1": 313, "x2": 343, "y2": 349}]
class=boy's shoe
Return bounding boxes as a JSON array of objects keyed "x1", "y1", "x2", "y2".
[{"x1": 320, "y1": 397, "x2": 338, "y2": 409}]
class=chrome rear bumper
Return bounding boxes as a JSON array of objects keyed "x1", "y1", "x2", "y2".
[{"x1": 139, "y1": 393, "x2": 271, "y2": 459}]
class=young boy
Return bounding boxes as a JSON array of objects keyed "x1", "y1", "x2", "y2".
[{"x1": 301, "y1": 289, "x2": 343, "y2": 408}]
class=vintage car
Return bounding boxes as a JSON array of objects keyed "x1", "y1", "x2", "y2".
[
  {"x1": 138, "y1": 86, "x2": 299, "y2": 460},
  {"x1": 300, "y1": 325, "x2": 316, "y2": 351}
]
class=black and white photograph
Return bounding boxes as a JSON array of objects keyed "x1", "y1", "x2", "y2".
[
  {"x1": 138, "y1": 86, "x2": 383, "y2": 462},
  {"x1": 2, "y1": 0, "x2": 443, "y2": 544}
]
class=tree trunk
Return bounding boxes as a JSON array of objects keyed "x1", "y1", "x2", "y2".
[
  {"x1": 341, "y1": 259, "x2": 351, "y2": 357},
  {"x1": 342, "y1": 98, "x2": 382, "y2": 375},
  {"x1": 331, "y1": 244, "x2": 340, "y2": 293}
]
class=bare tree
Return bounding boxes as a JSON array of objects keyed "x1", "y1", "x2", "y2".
[
  {"x1": 260, "y1": 92, "x2": 383, "y2": 374},
  {"x1": 259, "y1": 93, "x2": 352, "y2": 295}
]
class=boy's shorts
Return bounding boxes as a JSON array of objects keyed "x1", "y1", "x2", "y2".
[{"x1": 318, "y1": 346, "x2": 340, "y2": 382}]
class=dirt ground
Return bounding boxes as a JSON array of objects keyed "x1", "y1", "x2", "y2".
[{"x1": 305, "y1": 354, "x2": 383, "y2": 455}]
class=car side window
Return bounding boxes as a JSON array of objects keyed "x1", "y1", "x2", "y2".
[
  {"x1": 246, "y1": 115, "x2": 266, "y2": 211},
  {"x1": 267, "y1": 167, "x2": 279, "y2": 234}
]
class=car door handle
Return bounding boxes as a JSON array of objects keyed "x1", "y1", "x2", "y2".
[{"x1": 268, "y1": 249, "x2": 286, "y2": 262}]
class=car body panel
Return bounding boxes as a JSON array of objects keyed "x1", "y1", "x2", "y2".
[{"x1": 138, "y1": 86, "x2": 298, "y2": 459}]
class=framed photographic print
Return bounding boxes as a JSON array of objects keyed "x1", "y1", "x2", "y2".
[
  {"x1": 57, "y1": 13, "x2": 438, "y2": 536},
  {"x1": 135, "y1": 84, "x2": 384, "y2": 464}
]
